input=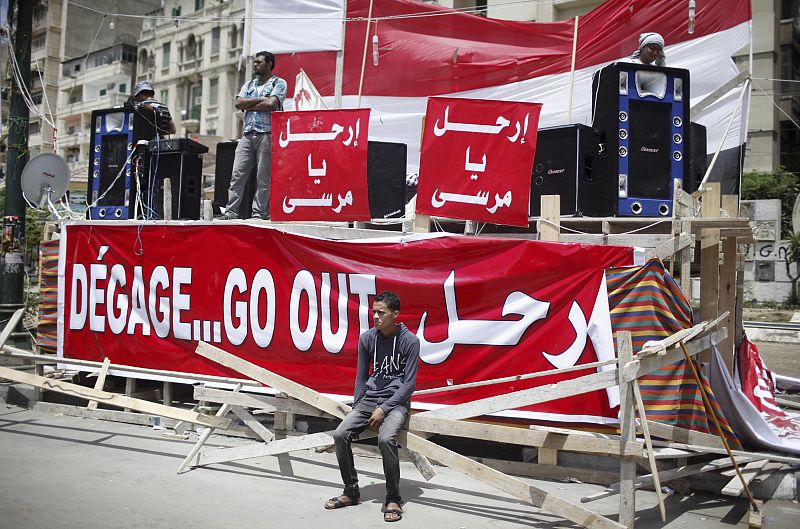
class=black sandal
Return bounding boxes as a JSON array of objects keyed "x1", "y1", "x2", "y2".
[
  {"x1": 324, "y1": 495, "x2": 359, "y2": 510},
  {"x1": 382, "y1": 502, "x2": 403, "y2": 522}
]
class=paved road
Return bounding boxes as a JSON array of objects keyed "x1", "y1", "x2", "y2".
[
  {"x1": 751, "y1": 340, "x2": 800, "y2": 379},
  {"x1": 1, "y1": 405, "x2": 796, "y2": 529}
]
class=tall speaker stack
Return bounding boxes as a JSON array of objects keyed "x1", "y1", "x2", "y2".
[
  {"x1": 88, "y1": 109, "x2": 135, "y2": 220},
  {"x1": 590, "y1": 62, "x2": 691, "y2": 217},
  {"x1": 213, "y1": 140, "x2": 257, "y2": 218}
]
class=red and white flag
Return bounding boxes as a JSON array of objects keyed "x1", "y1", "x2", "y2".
[
  {"x1": 294, "y1": 69, "x2": 327, "y2": 111},
  {"x1": 277, "y1": 0, "x2": 751, "y2": 173}
]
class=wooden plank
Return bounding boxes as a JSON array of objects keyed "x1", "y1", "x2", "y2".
[
  {"x1": 538, "y1": 447, "x2": 558, "y2": 465},
  {"x1": 748, "y1": 500, "x2": 763, "y2": 529},
  {"x1": 698, "y1": 229, "x2": 720, "y2": 364},
  {"x1": 194, "y1": 386, "x2": 330, "y2": 417},
  {"x1": 648, "y1": 439, "x2": 800, "y2": 465},
  {"x1": 413, "y1": 358, "x2": 616, "y2": 396},
  {"x1": 633, "y1": 382, "x2": 666, "y2": 522},
  {"x1": 196, "y1": 342, "x2": 622, "y2": 529},
  {"x1": 539, "y1": 195, "x2": 560, "y2": 242},
  {"x1": 0, "y1": 308, "x2": 24, "y2": 348},
  {"x1": 620, "y1": 329, "x2": 726, "y2": 383},
  {"x1": 645, "y1": 420, "x2": 725, "y2": 449},
  {"x1": 721, "y1": 459, "x2": 769, "y2": 497},
  {"x1": 581, "y1": 456, "x2": 754, "y2": 503},
  {"x1": 0, "y1": 365, "x2": 230, "y2": 429},
  {"x1": 647, "y1": 233, "x2": 692, "y2": 261},
  {"x1": 475, "y1": 457, "x2": 619, "y2": 487},
  {"x1": 423, "y1": 369, "x2": 619, "y2": 421},
  {"x1": 409, "y1": 415, "x2": 642, "y2": 456},
  {"x1": 86, "y1": 357, "x2": 111, "y2": 411},
  {"x1": 617, "y1": 332, "x2": 636, "y2": 529},
  {"x1": 198, "y1": 430, "x2": 342, "y2": 467},
  {"x1": 412, "y1": 212, "x2": 431, "y2": 233},
  {"x1": 718, "y1": 236, "x2": 738, "y2": 373},
  {"x1": 400, "y1": 431, "x2": 625, "y2": 529},
  {"x1": 230, "y1": 405, "x2": 274, "y2": 443},
  {"x1": 178, "y1": 401, "x2": 234, "y2": 474},
  {"x1": 195, "y1": 341, "x2": 437, "y2": 481}
]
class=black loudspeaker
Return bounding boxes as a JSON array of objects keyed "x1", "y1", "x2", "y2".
[
  {"x1": 367, "y1": 141, "x2": 406, "y2": 219},
  {"x1": 591, "y1": 62, "x2": 691, "y2": 217},
  {"x1": 133, "y1": 148, "x2": 203, "y2": 220},
  {"x1": 88, "y1": 109, "x2": 134, "y2": 220},
  {"x1": 213, "y1": 141, "x2": 257, "y2": 218},
  {"x1": 530, "y1": 124, "x2": 600, "y2": 216},
  {"x1": 686, "y1": 122, "x2": 707, "y2": 194}
]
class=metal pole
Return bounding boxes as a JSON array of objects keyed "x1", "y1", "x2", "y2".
[{"x1": 1, "y1": 0, "x2": 32, "y2": 321}]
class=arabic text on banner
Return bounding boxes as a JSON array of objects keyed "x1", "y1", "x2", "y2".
[
  {"x1": 271, "y1": 108, "x2": 371, "y2": 221},
  {"x1": 416, "y1": 97, "x2": 542, "y2": 227}
]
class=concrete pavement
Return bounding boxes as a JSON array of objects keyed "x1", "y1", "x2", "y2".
[{"x1": 1, "y1": 405, "x2": 797, "y2": 528}]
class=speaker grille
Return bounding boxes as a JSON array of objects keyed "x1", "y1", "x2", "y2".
[{"x1": 628, "y1": 100, "x2": 671, "y2": 199}]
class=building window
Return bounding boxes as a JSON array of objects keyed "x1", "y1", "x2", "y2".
[
  {"x1": 29, "y1": 121, "x2": 41, "y2": 135},
  {"x1": 230, "y1": 24, "x2": 239, "y2": 50},
  {"x1": 209, "y1": 77, "x2": 218, "y2": 106},
  {"x1": 119, "y1": 83, "x2": 126, "y2": 94},
  {"x1": 31, "y1": 92, "x2": 43, "y2": 105},
  {"x1": 99, "y1": 88, "x2": 107, "y2": 96},
  {"x1": 171, "y1": 6, "x2": 181, "y2": 17},
  {"x1": 162, "y1": 43, "x2": 171, "y2": 68},
  {"x1": 211, "y1": 26, "x2": 221, "y2": 56},
  {"x1": 32, "y1": 32, "x2": 46, "y2": 50},
  {"x1": 160, "y1": 89, "x2": 169, "y2": 104},
  {"x1": 186, "y1": 34, "x2": 197, "y2": 61},
  {"x1": 756, "y1": 262, "x2": 776, "y2": 282},
  {"x1": 189, "y1": 85, "x2": 202, "y2": 120},
  {"x1": 195, "y1": 0, "x2": 205, "y2": 11},
  {"x1": 781, "y1": 0, "x2": 799, "y2": 19}
]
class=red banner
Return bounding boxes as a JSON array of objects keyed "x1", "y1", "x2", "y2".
[
  {"x1": 59, "y1": 223, "x2": 635, "y2": 423},
  {"x1": 416, "y1": 97, "x2": 541, "y2": 227},
  {"x1": 271, "y1": 109, "x2": 371, "y2": 221}
]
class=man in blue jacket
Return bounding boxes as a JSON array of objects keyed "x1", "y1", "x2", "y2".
[{"x1": 324, "y1": 291, "x2": 420, "y2": 523}]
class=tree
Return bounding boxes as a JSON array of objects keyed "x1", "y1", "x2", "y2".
[
  {"x1": 741, "y1": 168, "x2": 800, "y2": 238},
  {"x1": 785, "y1": 232, "x2": 800, "y2": 305}
]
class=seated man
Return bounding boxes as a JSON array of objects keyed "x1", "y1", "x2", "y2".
[{"x1": 324, "y1": 291, "x2": 420, "y2": 523}]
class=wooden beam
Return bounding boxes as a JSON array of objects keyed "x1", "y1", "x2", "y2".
[
  {"x1": 699, "y1": 230, "x2": 720, "y2": 364},
  {"x1": 230, "y1": 405, "x2": 274, "y2": 443},
  {"x1": 649, "y1": 439, "x2": 800, "y2": 465},
  {"x1": 620, "y1": 328, "x2": 726, "y2": 383},
  {"x1": 475, "y1": 457, "x2": 619, "y2": 487},
  {"x1": 633, "y1": 382, "x2": 666, "y2": 522},
  {"x1": 408, "y1": 415, "x2": 642, "y2": 457},
  {"x1": 86, "y1": 357, "x2": 110, "y2": 411},
  {"x1": 194, "y1": 386, "x2": 330, "y2": 417},
  {"x1": 423, "y1": 369, "x2": 619, "y2": 421},
  {"x1": 0, "y1": 308, "x2": 23, "y2": 348},
  {"x1": 0, "y1": 365, "x2": 230, "y2": 429},
  {"x1": 412, "y1": 212, "x2": 431, "y2": 233},
  {"x1": 539, "y1": 195, "x2": 561, "y2": 242},
  {"x1": 645, "y1": 420, "x2": 725, "y2": 449},
  {"x1": 198, "y1": 430, "x2": 341, "y2": 467},
  {"x1": 617, "y1": 332, "x2": 636, "y2": 529},
  {"x1": 581, "y1": 456, "x2": 754, "y2": 503},
  {"x1": 722, "y1": 459, "x2": 768, "y2": 497},
  {"x1": 195, "y1": 341, "x2": 437, "y2": 482},
  {"x1": 647, "y1": 233, "x2": 692, "y2": 261},
  {"x1": 400, "y1": 431, "x2": 625, "y2": 529},
  {"x1": 195, "y1": 342, "x2": 623, "y2": 529},
  {"x1": 718, "y1": 236, "x2": 738, "y2": 374}
]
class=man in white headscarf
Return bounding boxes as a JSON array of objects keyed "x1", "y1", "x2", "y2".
[{"x1": 626, "y1": 32, "x2": 667, "y2": 66}]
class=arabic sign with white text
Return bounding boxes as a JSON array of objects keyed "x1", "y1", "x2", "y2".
[
  {"x1": 271, "y1": 109, "x2": 371, "y2": 221},
  {"x1": 416, "y1": 97, "x2": 542, "y2": 227},
  {"x1": 58, "y1": 224, "x2": 635, "y2": 423}
]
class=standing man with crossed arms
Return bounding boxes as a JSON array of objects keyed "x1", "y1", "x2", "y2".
[{"x1": 223, "y1": 51, "x2": 286, "y2": 220}]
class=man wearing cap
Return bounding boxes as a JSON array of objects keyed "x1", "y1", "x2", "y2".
[
  {"x1": 127, "y1": 80, "x2": 176, "y2": 138},
  {"x1": 223, "y1": 50, "x2": 287, "y2": 220},
  {"x1": 624, "y1": 32, "x2": 667, "y2": 66}
]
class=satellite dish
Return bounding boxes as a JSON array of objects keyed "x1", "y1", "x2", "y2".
[{"x1": 21, "y1": 153, "x2": 70, "y2": 208}]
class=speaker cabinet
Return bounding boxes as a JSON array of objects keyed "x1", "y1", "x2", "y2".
[
  {"x1": 686, "y1": 122, "x2": 707, "y2": 194},
  {"x1": 591, "y1": 62, "x2": 691, "y2": 217},
  {"x1": 133, "y1": 150, "x2": 202, "y2": 220},
  {"x1": 213, "y1": 141, "x2": 257, "y2": 218},
  {"x1": 530, "y1": 124, "x2": 600, "y2": 216},
  {"x1": 367, "y1": 141, "x2": 407, "y2": 219},
  {"x1": 88, "y1": 109, "x2": 134, "y2": 220}
]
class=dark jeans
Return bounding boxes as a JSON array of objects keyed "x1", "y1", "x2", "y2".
[{"x1": 333, "y1": 396, "x2": 409, "y2": 504}]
